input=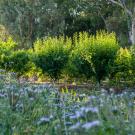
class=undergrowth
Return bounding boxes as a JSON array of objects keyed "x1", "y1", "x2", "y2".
[{"x1": 0, "y1": 70, "x2": 135, "y2": 135}]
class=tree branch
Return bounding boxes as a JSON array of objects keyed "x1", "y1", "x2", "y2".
[
  {"x1": 109, "y1": 0, "x2": 123, "y2": 8},
  {"x1": 109, "y1": 0, "x2": 133, "y2": 17}
]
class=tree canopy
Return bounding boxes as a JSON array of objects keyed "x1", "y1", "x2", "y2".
[{"x1": 0, "y1": 0, "x2": 135, "y2": 48}]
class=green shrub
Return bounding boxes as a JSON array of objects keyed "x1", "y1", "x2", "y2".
[
  {"x1": 71, "y1": 31, "x2": 119, "y2": 83},
  {"x1": 110, "y1": 48, "x2": 132, "y2": 82},
  {"x1": 0, "y1": 37, "x2": 16, "y2": 69},
  {"x1": 6, "y1": 50, "x2": 31, "y2": 77},
  {"x1": 88, "y1": 31, "x2": 119, "y2": 83},
  {"x1": 33, "y1": 36, "x2": 71, "y2": 80},
  {"x1": 0, "y1": 37, "x2": 16, "y2": 51},
  {"x1": 130, "y1": 46, "x2": 135, "y2": 83},
  {"x1": 130, "y1": 46, "x2": 135, "y2": 71},
  {"x1": 69, "y1": 32, "x2": 94, "y2": 79}
]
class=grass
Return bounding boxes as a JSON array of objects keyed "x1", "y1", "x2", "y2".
[{"x1": 0, "y1": 71, "x2": 135, "y2": 135}]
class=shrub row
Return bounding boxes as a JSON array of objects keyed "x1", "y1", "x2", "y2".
[{"x1": 0, "y1": 32, "x2": 135, "y2": 83}]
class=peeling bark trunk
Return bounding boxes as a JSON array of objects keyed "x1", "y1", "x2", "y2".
[
  {"x1": 109, "y1": 0, "x2": 135, "y2": 45},
  {"x1": 130, "y1": 17, "x2": 135, "y2": 45}
]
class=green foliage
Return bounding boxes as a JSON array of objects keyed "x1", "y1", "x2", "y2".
[
  {"x1": 69, "y1": 32, "x2": 94, "y2": 79},
  {"x1": 130, "y1": 46, "x2": 135, "y2": 70},
  {"x1": 0, "y1": 0, "x2": 65, "y2": 48},
  {"x1": 69, "y1": 52, "x2": 93, "y2": 79},
  {"x1": 130, "y1": 46, "x2": 135, "y2": 83},
  {"x1": 88, "y1": 31, "x2": 119, "y2": 83},
  {"x1": 110, "y1": 48, "x2": 132, "y2": 81},
  {"x1": 33, "y1": 36, "x2": 71, "y2": 80},
  {"x1": 0, "y1": 37, "x2": 38, "y2": 78},
  {"x1": 0, "y1": 37, "x2": 16, "y2": 69},
  {"x1": 0, "y1": 37, "x2": 16, "y2": 53},
  {"x1": 106, "y1": 15, "x2": 129, "y2": 46},
  {"x1": 0, "y1": 72, "x2": 135, "y2": 135},
  {"x1": 6, "y1": 50, "x2": 31, "y2": 77},
  {"x1": 71, "y1": 31, "x2": 119, "y2": 83}
]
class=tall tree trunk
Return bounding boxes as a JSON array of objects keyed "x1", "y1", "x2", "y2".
[
  {"x1": 109, "y1": 0, "x2": 135, "y2": 45},
  {"x1": 130, "y1": 17, "x2": 135, "y2": 45}
]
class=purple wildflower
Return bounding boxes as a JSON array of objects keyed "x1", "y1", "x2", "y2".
[
  {"x1": 82, "y1": 120, "x2": 101, "y2": 129},
  {"x1": 69, "y1": 122, "x2": 81, "y2": 130}
]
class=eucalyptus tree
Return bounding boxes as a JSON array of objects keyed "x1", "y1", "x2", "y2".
[
  {"x1": 0, "y1": 0, "x2": 65, "y2": 48},
  {"x1": 109, "y1": 0, "x2": 135, "y2": 45},
  {"x1": 78, "y1": 0, "x2": 129, "y2": 46},
  {"x1": 55, "y1": 0, "x2": 107, "y2": 36}
]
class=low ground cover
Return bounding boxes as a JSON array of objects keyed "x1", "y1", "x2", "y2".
[{"x1": 0, "y1": 72, "x2": 135, "y2": 135}]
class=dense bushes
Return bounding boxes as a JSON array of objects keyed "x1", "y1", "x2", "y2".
[
  {"x1": 6, "y1": 50, "x2": 31, "y2": 77},
  {"x1": 89, "y1": 32, "x2": 119, "y2": 83},
  {"x1": 69, "y1": 32, "x2": 94, "y2": 79},
  {"x1": 33, "y1": 37, "x2": 71, "y2": 80},
  {"x1": 0, "y1": 37, "x2": 16, "y2": 69},
  {"x1": 110, "y1": 48, "x2": 132, "y2": 80},
  {"x1": 0, "y1": 37, "x2": 32, "y2": 77},
  {"x1": 130, "y1": 46, "x2": 135, "y2": 72},
  {"x1": 1, "y1": 32, "x2": 135, "y2": 83},
  {"x1": 71, "y1": 32, "x2": 119, "y2": 83}
]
